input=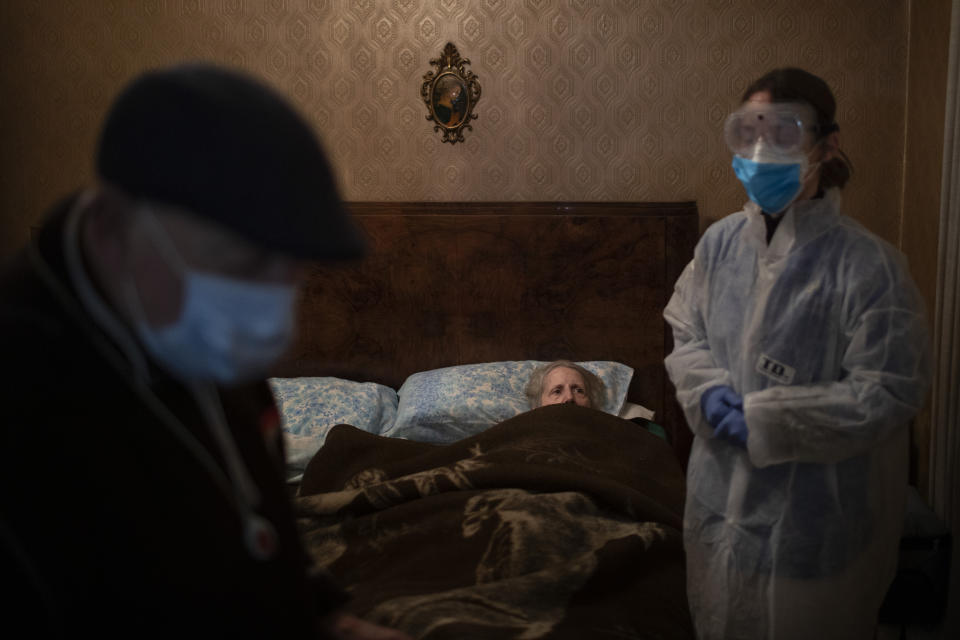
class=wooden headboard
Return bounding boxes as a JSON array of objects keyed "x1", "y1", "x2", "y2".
[{"x1": 273, "y1": 201, "x2": 699, "y2": 465}]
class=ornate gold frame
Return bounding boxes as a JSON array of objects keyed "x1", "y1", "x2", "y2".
[{"x1": 421, "y1": 42, "x2": 481, "y2": 145}]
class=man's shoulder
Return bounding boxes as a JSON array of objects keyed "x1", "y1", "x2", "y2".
[
  {"x1": 1, "y1": 257, "x2": 61, "y2": 333},
  {"x1": 0, "y1": 253, "x2": 97, "y2": 393}
]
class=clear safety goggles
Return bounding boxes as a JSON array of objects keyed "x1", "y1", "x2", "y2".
[{"x1": 723, "y1": 102, "x2": 823, "y2": 158}]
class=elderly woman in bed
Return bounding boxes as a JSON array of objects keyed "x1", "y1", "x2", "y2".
[{"x1": 525, "y1": 360, "x2": 605, "y2": 409}]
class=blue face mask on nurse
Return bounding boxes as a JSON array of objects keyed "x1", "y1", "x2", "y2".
[{"x1": 725, "y1": 99, "x2": 839, "y2": 215}]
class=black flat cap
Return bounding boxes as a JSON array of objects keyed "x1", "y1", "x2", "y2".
[{"x1": 96, "y1": 63, "x2": 364, "y2": 261}]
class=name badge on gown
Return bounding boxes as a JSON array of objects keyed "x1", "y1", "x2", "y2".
[{"x1": 756, "y1": 353, "x2": 796, "y2": 385}]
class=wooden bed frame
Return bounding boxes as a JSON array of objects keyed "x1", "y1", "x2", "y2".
[{"x1": 272, "y1": 201, "x2": 699, "y2": 466}]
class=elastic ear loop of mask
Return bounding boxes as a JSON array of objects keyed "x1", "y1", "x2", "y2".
[
  {"x1": 801, "y1": 136, "x2": 832, "y2": 190},
  {"x1": 119, "y1": 204, "x2": 188, "y2": 340}
]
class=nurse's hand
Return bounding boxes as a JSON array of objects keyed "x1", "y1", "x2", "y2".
[
  {"x1": 713, "y1": 408, "x2": 748, "y2": 448},
  {"x1": 700, "y1": 385, "x2": 743, "y2": 427}
]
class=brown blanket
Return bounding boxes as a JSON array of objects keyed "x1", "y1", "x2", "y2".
[{"x1": 295, "y1": 403, "x2": 694, "y2": 639}]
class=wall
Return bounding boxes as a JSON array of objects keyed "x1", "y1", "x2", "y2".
[
  {"x1": 0, "y1": 1, "x2": 946, "y2": 480},
  {"x1": 1, "y1": 0, "x2": 908, "y2": 252}
]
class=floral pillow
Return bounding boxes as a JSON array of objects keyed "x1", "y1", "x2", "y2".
[
  {"x1": 382, "y1": 360, "x2": 633, "y2": 444},
  {"x1": 268, "y1": 377, "x2": 398, "y2": 482}
]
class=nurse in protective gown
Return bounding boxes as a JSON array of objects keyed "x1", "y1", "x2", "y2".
[{"x1": 664, "y1": 67, "x2": 931, "y2": 639}]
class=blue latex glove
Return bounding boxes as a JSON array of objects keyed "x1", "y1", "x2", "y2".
[
  {"x1": 713, "y1": 408, "x2": 748, "y2": 448},
  {"x1": 700, "y1": 385, "x2": 744, "y2": 428}
]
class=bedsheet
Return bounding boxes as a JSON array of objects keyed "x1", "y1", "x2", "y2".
[{"x1": 294, "y1": 403, "x2": 694, "y2": 639}]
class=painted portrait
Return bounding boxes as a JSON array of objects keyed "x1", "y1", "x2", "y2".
[{"x1": 431, "y1": 74, "x2": 468, "y2": 128}]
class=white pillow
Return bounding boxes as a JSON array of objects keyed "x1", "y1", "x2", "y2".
[
  {"x1": 382, "y1": 360, "x2": 633, "y2": 444},
  {"x1": 268, "y1": 377, "x2": 398, "y2": 482},
  {"x1": 619, "y1": 401, "x2": 655, "y2": 421}
]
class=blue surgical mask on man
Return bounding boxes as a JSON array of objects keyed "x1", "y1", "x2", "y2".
[{"x1": 129, "y1": 207, "x2": 298, "y2": 384}]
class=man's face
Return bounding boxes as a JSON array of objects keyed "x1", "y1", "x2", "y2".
[
  {"x1": 540, "y1": 367, "x2": 591, "y2": 407},
  {"x1": 125, "y1": 205, "x2": 308, "y2": 328}
]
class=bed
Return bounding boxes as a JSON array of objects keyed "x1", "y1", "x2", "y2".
[{"x1": 269, "y1": 201, "x2": 700, "y2": 638}]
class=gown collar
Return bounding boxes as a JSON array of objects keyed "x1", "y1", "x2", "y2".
[{"x1": 743, "y1": 188, "x2": 842, "y2": 260}]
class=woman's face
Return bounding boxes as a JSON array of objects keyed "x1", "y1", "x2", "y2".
[
  {"x1": 540, "y1": 367, "x2": 591, "y2": 407},
  {"x1": 743, "y1": 90, "x2": 837, "y2": 202}
]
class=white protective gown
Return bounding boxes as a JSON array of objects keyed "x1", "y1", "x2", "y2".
[{"x1": 663, "y1": 190, "x2": 930, "y2": 639}]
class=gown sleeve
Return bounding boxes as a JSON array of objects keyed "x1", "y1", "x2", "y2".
[
  {"x1": 663, "y1": 256, "x2": 736, "y2": 441},
  {"x1": 745, "y1": 247, "x2": 932, "y2": 467}
]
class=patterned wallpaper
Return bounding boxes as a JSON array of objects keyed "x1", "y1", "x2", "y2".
[{"x1": 1, "y1": 0, "x2": 908, "y2": 259}]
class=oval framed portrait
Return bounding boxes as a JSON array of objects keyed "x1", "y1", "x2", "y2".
[
  {"x1": 421, "y1": 42, "x2": 481, "y2": 144},
  {"x1": 431, "y1": 73, "x2": 469, "y2": 129}
]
